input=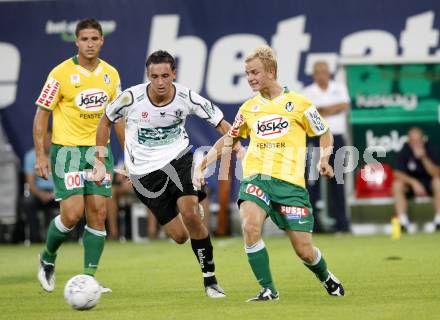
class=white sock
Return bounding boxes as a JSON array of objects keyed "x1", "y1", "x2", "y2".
[
  {"x1": 54, "y1": 215, "x2": 74, "y2": 233},
  {"x1": 244, "y1": 239, "x2": 265, "y2": 254},
  {"x1": 433, "y1": 213, "x2": 440, "y2": 224},
  {"x1": 398, "y1": 214, "x2": 409, "y2": 225},
  {"x1": 85, "y1": 225, "x2": 107, "y2": 237},
  {"x1": 304, "y1": 247, "x2": 322, "y2": 266}
]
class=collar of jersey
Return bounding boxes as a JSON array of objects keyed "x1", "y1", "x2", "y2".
[
  {"x1": 258, "y1": 86, "x2": 289, "y2": 104},
  {"x1": 146, "y1": 83, "x2": 177, "y2": 108},
  {"x1": 71, "y1": 56, "x2": 102, "y2": 76}
]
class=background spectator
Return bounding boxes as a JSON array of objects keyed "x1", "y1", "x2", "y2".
[
  {"x1": 303, "y1": 61, "x2": 350, "y2": 233},
  {"x1": 393, "y1": 127, "x2": 440, "y2": 231}
]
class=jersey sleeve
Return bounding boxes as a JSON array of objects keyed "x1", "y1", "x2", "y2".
[
  {"x1": 110, "y1": 71, "x2": 122, "y2": 102},
  {"x1": 228, "y1": 108, "x2": 249, "y2": 139},
  {"x1": 105, "y1": 89, "x2": 133, "y2": 123},
  {"x1": 35, "y1": 70, "x2": 61, "y2": 111},
  {"x1": 188, "y1": 90, "x2": 224, "y2": 127},
  {"x1": 302, "y1": 104, "x2": 329, "y2": 137}
]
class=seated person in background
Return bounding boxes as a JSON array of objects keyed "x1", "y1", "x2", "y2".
[
  {"x1": 393, "y1": 127, "x2": 440, "y2": 231},
  {"x1": 23, "y1": 131, "x2": 58, "y2": 243}
]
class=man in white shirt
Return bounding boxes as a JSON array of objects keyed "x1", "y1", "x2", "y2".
[{"x1": 302, "y1": 61, "x2": 350, "y2": 233}]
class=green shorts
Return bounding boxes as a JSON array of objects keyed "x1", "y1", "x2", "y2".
[
  {"x1": 238, "y1": 174, "x2": 314, "y2": 232},
  {"x1": 50, "y1": 144, "x2": 114, "y2": 201}
]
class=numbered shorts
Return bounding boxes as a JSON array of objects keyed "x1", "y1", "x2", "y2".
[
  {"x1": 238, "y1": 174, "x2": 314, "y2": 232},
  {"x1": 50, "y1": 144, "x2": 114, "y2": 201},
  {"x1": 132, "y1": 152, "x2": 207, "y2": 226}
]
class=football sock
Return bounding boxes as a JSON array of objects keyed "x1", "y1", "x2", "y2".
[
  {"x1": 303, "y1": 247, "x2": 330, "y2": 282},
  {"x1": 83, "y1": 225, "x2": 106, "y2": 276},
  {"x1": 434, "y1": 213, "x2": 440, "y2": 224},
  {"x1": 190, "y1": 236, "x2": 217, "y2": 287},
  {"x1": 245, "y1": 239, "x2": 277, "y2": 294},
  {"x1": 41, "y1": 215, "x2": 73, "y2": 264}
]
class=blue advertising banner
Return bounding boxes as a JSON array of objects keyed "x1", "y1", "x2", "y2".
[{"x1": 0, "y1": 0, "x2": 439, "y2": 167}]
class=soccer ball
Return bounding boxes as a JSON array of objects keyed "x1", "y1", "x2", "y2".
[{"x1": 64, "y1": 274, "x2": 101, "y2": 310}]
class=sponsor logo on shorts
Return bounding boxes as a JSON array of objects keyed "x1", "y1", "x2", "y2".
[
  {"x1": 279, "y1": 205, "x2": 309, "y2": 220},
  {"x1": 75, "y1": 88, "x2": 109, "y2": 112},
  {"x1": 36, "y1": 77, "x2": 60, "y2": 108},
  {"x1": 253, "y1": 114, "x2": 290, "y2": 139},
  {"x1": 245, "y1": 184, "x2": 270, "y2": 205},
  {"x1": 64, "y1": 171, "x2": 112, "y2": 190},
  {"x1": 64, "y1": 171, "x2": 86, "y2": 190}
]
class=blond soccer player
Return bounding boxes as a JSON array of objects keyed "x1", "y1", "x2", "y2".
[{"x1": 194, "y1": 46, "x2": 345, "y2": 301}]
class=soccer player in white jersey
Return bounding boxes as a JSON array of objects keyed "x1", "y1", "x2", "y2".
[
  {"x1": 94, "y1": 50, "x2": 231, "y2": 298},
  {"x1": 194, "y1": 46, "x2": 345, "y2": 301}
]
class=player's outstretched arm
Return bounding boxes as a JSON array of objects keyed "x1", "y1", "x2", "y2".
[
  {"x1": 318, "y1": 129, "x2": 335, "y2": 178},
  {"x1": 33, "y1": 108, "x2": 51, "y2": 180},
  {"x1": 215, "y1": 119, "x2": 231, "y2": 135},
  {"x1": 193, "y1": 134, "x2": 240, "y2": 187}
]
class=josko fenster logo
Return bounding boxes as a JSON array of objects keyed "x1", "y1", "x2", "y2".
[
  {"x1": 75, "y1": 89, "x2": 109, "y2": 111},
  {"x1": 253, "y1": 114, "x2": 290, "y2": 139}
]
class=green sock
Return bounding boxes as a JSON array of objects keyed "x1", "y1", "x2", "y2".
[
  {"x1": 246, "y1": 240, "x2": 277, "y2": 294},
  {"x1": 83, "y1": 226, "x2": 106, "y2": 276},
  {"x1": 304, "y1": 248, "x2": 329, "y2": 282},
  {"x1": 41, "y1": 217, "x2": 71, "y2": 264}
]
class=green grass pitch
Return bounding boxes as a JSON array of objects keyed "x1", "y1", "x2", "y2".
[{"x1": 0, "y1": 233, "x2": 439, "y2": 320}]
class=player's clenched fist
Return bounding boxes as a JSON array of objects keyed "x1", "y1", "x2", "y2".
[{"x1": 318, "y1": 161, "x2": 334, "y2": 178}]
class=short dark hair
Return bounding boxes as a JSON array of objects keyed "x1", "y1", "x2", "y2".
[
  {"x1": 146, "y1": 50, "x2": 176, "y2": 71},
  {"x1": 75, "y1": 18, "x2": 103, "y2": 37}
]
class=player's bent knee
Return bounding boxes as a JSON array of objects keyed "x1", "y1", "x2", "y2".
[
  {"x1": 294, "y1": 244, "x2": 315, "y2": 262},
  {"x1": 242, "y1": 222, "x2": 261, "y2": 239},
  {"x1": 94, "y1": 207, "x2": 107, "y2": 223},
  {"x1": 172, "y1": 233, "x2": 188, "y2": 244},
  {"x1": 61, "y1": 215, "x2": 81, "y2": 228},
  {"x1": 296, "y1": 249, "x2": 314, "y2": 263},
  {"x1": 182, "y1": 211, "x2": 202, "y2": 230}
]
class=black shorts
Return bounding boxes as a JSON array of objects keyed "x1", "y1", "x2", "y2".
[
  {"x1": 132, "y1": 152, "x2": 206, "y2": 225},
  {"x1": 406, "y1": 177, "x2": 433, "y2": 198}
]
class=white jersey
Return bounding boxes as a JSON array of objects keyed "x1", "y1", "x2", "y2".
[
  {"x1": 302, "y1": 81, "x2": 350, "y2": 135},
  {"x1": 106, "y1": 82, "x2": 224, "y2": 175}
]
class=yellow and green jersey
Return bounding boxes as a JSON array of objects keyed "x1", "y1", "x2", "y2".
[
  {"x1": 35, "y1": 56, "x2": 121, "y2": 146},
  {"x1": 229, "y1": 88, "x2": 329, "y2": 187}
]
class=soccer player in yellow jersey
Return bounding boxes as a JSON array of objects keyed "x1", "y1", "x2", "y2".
[
  {"x1": 33, "y1": 18, "x2": 121, "y2": 292},
  {"x1": 194, "y1": 45, "x2": 345, "y2": 301}
]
